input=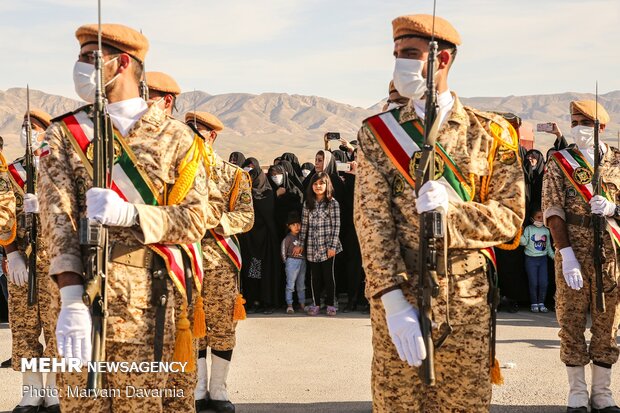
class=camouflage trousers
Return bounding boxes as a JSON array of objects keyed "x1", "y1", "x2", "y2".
[
  {"x1": 555, "y1": 246, "x2": 620, "y2": 366},
  {"x1": 8, "y1": 253, "x2": 59, "y2": 371},
  {"x1": 57, "y1": 263, "x2": 177, "y2": 413},
  {"x1": 370, "y1": 279, "x2": 492, "y2": 413}
]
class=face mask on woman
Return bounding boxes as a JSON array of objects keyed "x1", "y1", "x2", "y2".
[
  {"x1": 302, "y1": 169, "x2": 311, "y2": 178},
  {"x1": 271, "y1": 174, "x2": 284, "y2": 186}
]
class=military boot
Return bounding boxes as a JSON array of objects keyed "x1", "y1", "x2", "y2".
[
  {"x1": 194, "y1": 357, "x2": 209, "y2": 413},
  {"x1": 566, "y1": 366, "x2": 589, "y2": 413},
  {"x1": 207, "y1": 355, "x2": 235, "y2": 413},
  {"x1": 591, "y1": 364, "x2": 620, "y2": 413}
]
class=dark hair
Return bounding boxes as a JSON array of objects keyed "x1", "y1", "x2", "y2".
[
  {"x1": 101, "y1": 44, "x2": 143, "y2": 83},
  {"x1": 305, "y1": 172, "x2": 333, "y2": 210}
]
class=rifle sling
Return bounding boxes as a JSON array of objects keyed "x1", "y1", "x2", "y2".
[{"x1": 151, "y1": 255, "x2": 168, "y2": 362}]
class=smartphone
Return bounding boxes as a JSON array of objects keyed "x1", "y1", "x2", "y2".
[
  {"x1": 326, "y1": 132, "x2": 341, "y2": 141},
  {"x1": 536, "y1": 122, "x2": 554, "y2": 133},
  {"x1": 336, "y1": 161, "x2": 351, "y2": 172}
]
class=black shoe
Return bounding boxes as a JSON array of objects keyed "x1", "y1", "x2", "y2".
[
  {"x1": 262, "y1": 307, "x2": 274, "y2": 315},
  {"x1": 592, "y1": 406, "x2": 620, "y2": 413},
  {"x1": 12, "y1": 405, "x2": 40, "y2": 413},
  {"x1": 567, "y1": 407, "x2": 588, "y2": 413},
  {"x1": 1, "y1": 357, "x2": 11, "y2": 368},
  {"x1": 42, "y1": 404, "x2": 61, "y2": 413},
  {"x1": 208, "y1": 399, "x2": 235, "y2": 413},
  {"x1": 195, "y1": 398, "x2": 209, "y2": 413}
]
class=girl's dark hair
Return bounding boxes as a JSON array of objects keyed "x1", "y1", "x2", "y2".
[{"x1": 305, "y1": 172, "x2": 333, "y2": 210}]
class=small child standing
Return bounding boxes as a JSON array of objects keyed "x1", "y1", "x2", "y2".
[
  {"x1": 520, "y1": 209, "x2": 555, "y2": 313},
  {"x1": 281, "y1": 211, "x2": 306, "y2": 314}
]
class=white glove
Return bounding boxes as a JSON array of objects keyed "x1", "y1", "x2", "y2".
[
  {"x1": 86, "y1": 188, "x2": 137, "y2": 227},
  {"x1": 416, "y1": 181, "x2": 449, "y2": 214},
  {"x1": 24, "y1": 193, "x2": 40, "y2": 214},
  {"x1": 381, "y1": 289, "x2": 427, "y2": 367},
  {"x1": 590, "y1": 195, "x2": 616, "y2": 217},
  {"x1": 559, "y1": 247, "x2": 583, "y2": 290},
  {"x1": 6, "y1": 251, "x2": 28, "y2": 286},
  {"x1": 57, "y1": 285, "x2": 92, "y2": 364}
]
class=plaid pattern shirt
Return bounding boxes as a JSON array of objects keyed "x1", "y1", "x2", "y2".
[{"x1": 299, "y1": 198, "x2": 342, "y2": 263}]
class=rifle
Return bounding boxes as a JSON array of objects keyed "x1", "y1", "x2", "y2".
[
  {"x1": 413, "y1": 0, "x2": 445, "y2": 386},
  {"x1": 139, "y1": 29, "x2": 148, "y2": 100},
  {"x1": 80, "y1": 0, "x2": 113, "y2": 390},
  {"x1": 24, "y1": 85, "x2": 38, "y2": 307},
  {"x1": 592, "y1": 83, "x2": 606, "y2": 313}
]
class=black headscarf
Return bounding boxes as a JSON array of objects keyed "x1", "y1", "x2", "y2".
[
  {"x1": 280, "y1": 152, "x2": 303, "y2": 179},
  {"x1": 229, "y1": 151, "x2": 246, "y2": 167},
  {"x1": 277, "y1": 160, "x2": 304, "y2": 193},
  {"x1": 242, "y1": 157, "x2": 272, "y2": 201},
  {"x1": 331, "y1": 149, "x2": 348, "y2": 163},
  {"x1": 523, "y1": 149, "x2": 545, "y2": 223}
]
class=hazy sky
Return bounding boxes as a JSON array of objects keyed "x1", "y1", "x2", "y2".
[{"x1": 1, "y1": 0, "x2": 619, "y2": 107}]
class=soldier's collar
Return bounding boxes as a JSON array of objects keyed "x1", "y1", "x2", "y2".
[{"x1": 399, "y1": 92, "x2": 467, "y2": 126}]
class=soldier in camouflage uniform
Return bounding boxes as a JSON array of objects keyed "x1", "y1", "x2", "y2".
[
  {"x1": 38, "y1": 24, "x2": 209, "y2": 413},
  {"x1": 5, "y1": 109, "x2": 61, "y2": 413},
  {"x1": 186, "y1": 111, "x2": 254, "y2": 413},
  {"x1": 354, "y1": 14, "x2": 525, "y2": 412},
  {"x1": 542, "y1": 100, "x2": 620, "y2": 413}
]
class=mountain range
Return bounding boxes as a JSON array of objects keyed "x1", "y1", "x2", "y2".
[{"x1": 1, "y1": 87, "x2": 619, "y2": 164}]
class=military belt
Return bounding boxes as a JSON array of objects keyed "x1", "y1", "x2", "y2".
[
  {"x1": 110, "y1": 244, "x2": 155, "y2": 269},
  {"x1": 402, "y1": 248, "x2": 486, "y2": 276},
  {"x1": 565, "y1": 212, "x2": 592, "y2": 228}
]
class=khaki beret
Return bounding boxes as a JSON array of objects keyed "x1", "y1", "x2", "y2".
[
  {"x1": 25, "y1": 109, "x2": 52, "y2": 128},
  {"x1": 570, "y1": 100, "x2": 610, "y2": 124},
  {"x1": 185, "y1": 111, "x2": 224, "y2": 132},
  {"x1": 75, "y1": 23, "x2": 149, "y2": 63},
  {"x1": 146, "y1": 72, "x2": 181, "y2": 96},
  {"x1": 392, "y1": 14, "x2": 461, "y2": 46}
]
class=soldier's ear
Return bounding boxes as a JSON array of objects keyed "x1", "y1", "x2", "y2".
[
  {"x1": 437, "y1": 50, "x2": 451, "y2": 70},
  {"x1": 117, "y1": 53, "x2": 131, "y2": 73}
]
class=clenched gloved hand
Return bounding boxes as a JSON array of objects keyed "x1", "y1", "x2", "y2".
[
  {"x1": 590, "y1": 195, "x2": 616, "y2": 217},
  {"x1": 23, "y1": 193, "x2": 39, "y2": 214},
  {"x1": 86, "y1": 188, "x2": 137, "y2": 227},
  {"x1": 381, "y1": 289, "x2": 427, "y2": 367},
  {"x1": 56, "y1": 285, "x2": 92, "y2": 365},
  {"x1": 416, "y1": 181, "x2": 449, "y2": 214},
  {"x1": 559, "y1": 247, "x2": 583, "y2": 290}
]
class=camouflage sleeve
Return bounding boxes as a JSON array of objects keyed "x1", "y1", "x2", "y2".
[
  {"x1": 133, "y1": 130, "x2": 210, "y2": 245},
  {"x1": 446, "y1": 122, "x2": 526, "y2": 249},
  {"x1": 0, "y1": 156, "x2": 16, "y2": 245},
  {"x1": 216, "y1": 170, "x2": 254, "y2": 236},
  {"x1": 38, "y1": 123, "x2": 84, "y2": 277},
  {"x1": 542, "y1": 156, "x2": 566, "y2": 224},
  {"x1": 205, "y1": 172, "x2": 225, "y2": 231},
  {"x1": 354, "y1": 124, "x2": 408, "y2": 298}
]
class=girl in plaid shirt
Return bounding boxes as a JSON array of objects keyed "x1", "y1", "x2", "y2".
[{"x1": 295, "y1": 172, "x2": 343, "y2": 316}]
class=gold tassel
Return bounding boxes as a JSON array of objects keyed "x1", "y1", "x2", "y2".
[
  {"x1": 192, "y1": 295, "x2": 207, "y2": 338},
  {"x1": 173, "y1": 305, "x2": 195, "y2": 372},
  {"x1": 233, "y1": 293, "x2": 246, "y2": 321},
  {"x1": 496, "y1": 227, "x2": 523, "y2": 251},
  {"x1": 490, "y1": 356, "x2": 504, "y2": 385}
]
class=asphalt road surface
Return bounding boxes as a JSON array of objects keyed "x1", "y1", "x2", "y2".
[{"x1": 0, "y1": 310, "x2": 618, "y2": 412}]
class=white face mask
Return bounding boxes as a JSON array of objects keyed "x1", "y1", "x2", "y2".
[
  {"x1": 386, "y1": 102, "x2": 400, "y2": 111},
  {"x1": 393, "y1": 58, "x2": 426, "y2": 100},
  {"x1": 20, "y1": 127, "x2": 42, "y2": 150},
  {"x1": 271, "y1": 174, "x2": 284, "y2": 186},
  {"x1": 72, "y1": 56, "x2": 120, "y2": 103},
  {"x1": 533, "y1": 221, "x2": 544, "y2": 228},
  {"x1": 571, "y1": 125, "x2": 595, "y2": 149},
  {"x1": 301, "y1": 169, "x2": 311, "y2": 178},
  {"x1": 243, "y1": 166, "x2": 252, "y2": 173}
]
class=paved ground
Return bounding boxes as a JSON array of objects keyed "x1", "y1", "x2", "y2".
[{"x1": 0, "y1": 310, "x2": 619, "y2": 412}]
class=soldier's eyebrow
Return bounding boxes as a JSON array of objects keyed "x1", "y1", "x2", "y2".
[{"x1": 393, "y1": 47, "x2": 421, "y2": 57}]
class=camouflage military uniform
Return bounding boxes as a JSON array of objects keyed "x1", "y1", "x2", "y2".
[
  {"x1": 354, "y1": 97, "x2": 525, "y2": 412},
  {"x1": 164, "y1": 153, "x2": 254, "y2": 411},
  {"x1": 542, "y1": 144, "x2": 620, "y2": 367},
  {"x1": 38, "y1": 103, "x2": 209, "y2": 413},
  {"x1": 7, "y1": 159, "x2": 59, "y2": 370}
]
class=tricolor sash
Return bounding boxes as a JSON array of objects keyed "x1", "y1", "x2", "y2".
[
  {"x1": 8, "y1": 160, "x2": 27, "y2": 194},
  {"x1": 209, "y1": 230, "x2": 242, "y2": 272},
  {"x1": 60, "y1": 110, "x2": 205, "y2": 298},
  {"x1": 365, "y1": 110, "x2": 496, "y2": 268},
  {"x1": 552, "y1": 148, "x2": 620, "y2": 246}
]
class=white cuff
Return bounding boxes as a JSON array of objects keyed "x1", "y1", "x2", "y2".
[
  {"x1": 381, "y1": 289, "x2": 411, "y2": 316},
  {"x1": 60, "y1": 285, "x2": 85, "y2": 306},
  {"x1": 559, "y1": 247, "x2": 576, "y2": 262}
]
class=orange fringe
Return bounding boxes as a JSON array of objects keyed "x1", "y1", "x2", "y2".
[
  {"x1": 233, "y1": 293, "x2": 247, "y2": 321},
  {"x1": 192, "y1": 295, "x2": 207, "y2": 338},
  {"x1": 173, "y1": 305, "x2": 195, "y2": 372},
  {"x1": 496, "y1": 227, "x2": 523, "y2": 251},
  {"x1": 490, "y1": 357, "x2": 504, "y2": 385}
]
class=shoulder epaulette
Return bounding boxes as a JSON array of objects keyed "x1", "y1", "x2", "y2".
[
  {"x1": 50, "y1": 104, "x2": 92, "y2": 123},
  {"x1": 468, "y1": 107, "x2": 518, "y2": 151}
]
